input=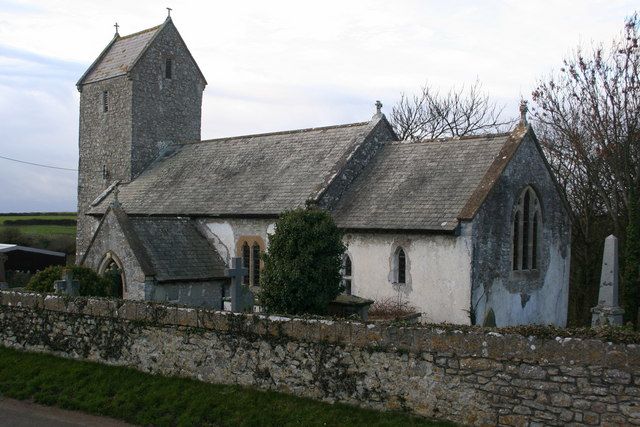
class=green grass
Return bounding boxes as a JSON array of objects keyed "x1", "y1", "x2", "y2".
[
  {"x1": 0, "y1": 213, "x2": 76, "y2": 237},
  {"x1": 0, "y1": 346, "x2": 452, "y2": 427}
]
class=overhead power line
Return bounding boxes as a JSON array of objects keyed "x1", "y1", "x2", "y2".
[{"x1": 0, "y1": 155, "x2": 77, "y2": 172}]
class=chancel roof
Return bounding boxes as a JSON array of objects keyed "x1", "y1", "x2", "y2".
[
  {"x1": 91, "y1": 121, "x2": 378, "y2": 216},
  {"x1": 332, "y1": 130, "x2": 525, "y2": 231}
]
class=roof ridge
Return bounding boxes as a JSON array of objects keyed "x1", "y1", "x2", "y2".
[
  {"x1": 187, "y1": 121, "x2": 371, "y2": 145},
  {"x1": 118, "y1": 24, "x2": 162, "y2": 40},
  {"x1": 395, "y1": 131, "x2": 512, "y2": 145}
]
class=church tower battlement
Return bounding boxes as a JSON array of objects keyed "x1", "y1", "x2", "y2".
[{"x1": 76, "y1": 17, "x2": 207, "y2": 259}]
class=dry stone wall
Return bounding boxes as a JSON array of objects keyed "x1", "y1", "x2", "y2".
[{"x1": 0, "y1": 290, "x2": 638, "y2": 426}]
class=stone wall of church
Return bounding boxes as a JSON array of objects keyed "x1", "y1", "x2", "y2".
[
  {"x1": 343, "y1": 228, "x2": 473, "y2": 324},
  {"x1": 77, "y1": 20, "x2": 205, "y2": 261},
  {"x1": 471, "y1": 132, "x2": 571, "y2": 327},
  {"x1": 1, "y1": 291, "x2": 638, "y2": 427},
  {"x1": 130, "y1": 20, "x2": 205, "y2": 178},
  {"x1": 77, "y1": 76, "x2": 134, "y2": 260},
  {"x1": 81, "y1": 210, "x2": 147, "y2": 301}
]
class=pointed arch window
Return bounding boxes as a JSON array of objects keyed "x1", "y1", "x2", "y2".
[
  {"x1": 237, "y1": 237, "x2": 265, "y2": 286},
  {"x1": 512, "y1": 187, "x2": 542, "y2": 271},
  {"x1": 342, "y1": 254, "x2": 353, "y2": 295},
  {"x1": 394, "y1": 247, "x2": 407, "y2": 284}
]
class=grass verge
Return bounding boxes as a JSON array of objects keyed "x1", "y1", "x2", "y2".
[{"x1": 0, "y1": 346, "x2": 452, "y2": 427}]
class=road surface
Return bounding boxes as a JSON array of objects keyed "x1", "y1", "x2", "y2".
[{"x1": 0, "y1": 398, "x2": 134, "y2": 427}]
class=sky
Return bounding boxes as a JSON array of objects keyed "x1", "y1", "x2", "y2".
[{"x1": 0, "y1": 0, "x2": 637, "y2": 212}]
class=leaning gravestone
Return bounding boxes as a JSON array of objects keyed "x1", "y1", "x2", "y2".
[
  {"x1": 224, "y1": 257, "x2": 254, "y2": 312},
  {"x1": 591, "y1": 235, "x2": 625, "y2": 326},
  {"x1": 0, "y1": 253, "x2": 8, "y2": 290}
]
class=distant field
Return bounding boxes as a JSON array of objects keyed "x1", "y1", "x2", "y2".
[{"x1": 0, "y1": 213, "x2": 76, "y2": 237}]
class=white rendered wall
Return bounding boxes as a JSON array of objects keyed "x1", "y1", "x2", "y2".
[
  {"x1": 344, "y1": 228, "x2": 473, "y2": 325},
  {"x1": 200, "y1": 218, "x2": 276, "y2": 263}
]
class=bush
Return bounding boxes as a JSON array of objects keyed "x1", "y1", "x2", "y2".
[
  {"x1": 260, "y1": 208, "x2": 345, "y2": 315},
  {"x1": 368, "y1": 297, "x2": 417, "y2": 320},
  {"x1": 26, "y1": 265, "x2": 115, "y2": 297}
]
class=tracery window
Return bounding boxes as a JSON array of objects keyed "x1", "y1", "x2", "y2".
[
  {"x1": 237, "y1": 236, "x2": 265, "y2": 286},
  {"x1": 512, "y1": 187, "x2": 542, "y2": 271},
  {"x1": 342, "y1": 254, "x2": 352, "y2": 295}
]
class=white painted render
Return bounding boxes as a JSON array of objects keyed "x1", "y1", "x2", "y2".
[
  {"x1": 343, "y1": 228, "x2": 473, "y2": 325},
  {"x1": 202, "y1": 219, "x2": 276, "y2": 263},
  {"x1": 474, "y1": 243, "x2": 570, "y2": 327}
]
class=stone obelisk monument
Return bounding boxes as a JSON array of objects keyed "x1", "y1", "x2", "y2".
[{"x1": 591, "y1": 235, "x2": 625, "y2": 326}]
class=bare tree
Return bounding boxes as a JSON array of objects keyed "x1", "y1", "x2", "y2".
[
  {"x1": 531, "y1": 12, "x2": 640, "y2": 325},
  {"x1": 532, "y1": 13, "x2": 640, "y2": 236},
  {"x1": 390, "y1": 80, "x2": 514, "y2": 140}
]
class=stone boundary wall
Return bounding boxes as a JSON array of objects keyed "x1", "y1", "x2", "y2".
[{"x1": 0, "y1": 290, "x2": 638, "y2": 426}]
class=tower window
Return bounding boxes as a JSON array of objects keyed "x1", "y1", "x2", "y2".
[
  {"x1": 165, "y1": 58, "x2": 173, "y2": 79},
  {"x1": 512, "y1": 187, "x2": 542, "y2": 271},
  {"x1": 102, "y1": 91, "x2": 109, "y2": 112}
]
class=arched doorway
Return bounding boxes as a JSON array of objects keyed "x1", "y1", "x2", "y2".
[{"x1": 98, "y1": 252, "x2": 125, "y2": 298}]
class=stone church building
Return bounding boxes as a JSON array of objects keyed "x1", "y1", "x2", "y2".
[{"x1": 76, "y1": 17, "x2": 571, "y2": 327}]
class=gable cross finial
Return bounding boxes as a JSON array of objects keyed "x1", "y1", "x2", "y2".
[
  {"x1": 114, "y1": 22, "x2": 119, "y2": 35},
  {"x1": 166, "y1": 7, "x2": 172, "y2": 18},
  {"x1": 375, "y1": 100, "x2": 383, "y2": 115},
  {"x1": 519, "y1": 99, "x2": 528, "y2": 126}
]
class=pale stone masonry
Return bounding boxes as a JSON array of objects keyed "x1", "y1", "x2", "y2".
[{"x1": 1, "y1": 291, "x2": 639, "y2": 426}]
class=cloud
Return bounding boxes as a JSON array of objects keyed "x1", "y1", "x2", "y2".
[{"x1": 0, "y1": 0, "x2": 637, "y2": 212}]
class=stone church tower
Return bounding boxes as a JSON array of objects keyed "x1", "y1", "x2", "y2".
[{"x1": 75, "y1": 17, "x2": 207, "y2": 259}]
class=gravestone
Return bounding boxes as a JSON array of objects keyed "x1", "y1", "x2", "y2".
[
  {"x1": 591, "y1": 235, "x2": 624, "y2": 326},
  {"x1": 53, "y1": 270, "x2": 80, "y2": 296},
  {"x1": 0, "y1": 253, "x2": 8, "y2": 290},
  {"x1": 224, "y1": 257, "x2": 253, "y2": 312}
]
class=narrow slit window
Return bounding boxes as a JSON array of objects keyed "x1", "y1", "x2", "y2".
[
  {"x1": 397, "y1": 248, "x2": 406, "y2": 284},
  {"x1": 165, "y1": 58, "x2": 173, "y2": 79},
  {"x1": 102, "y1": 91, "x2": 109, "y2": 112},
  {"x1": 242, "y1": 242, "x2": 251, "y2": 285},
  {"x1": 532, "y1": 212, "x2": 539, "y2": 269},
  {"x1": 252, "y1": 242, "x2": 261, "y2": 286},
  {"x1": 342, "y1": 254, "x2": 352, "y2": 295},
  {"x1": 522, "y1": 190, "x2": 530, "y2": 269}
]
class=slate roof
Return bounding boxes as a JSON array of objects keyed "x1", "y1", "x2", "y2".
[
  {"x1": 332, "y1": 132, "x2": 516, "y2": 231},
  {"x1": 90, "y1": 120, "x2": 377, "y2": 216},
  {"x1": 126, "y1": 216, "x2": 226, "y2": 282},
  {"x1": 80, "y1": 25, "x2": 161, "y2": 85}
]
